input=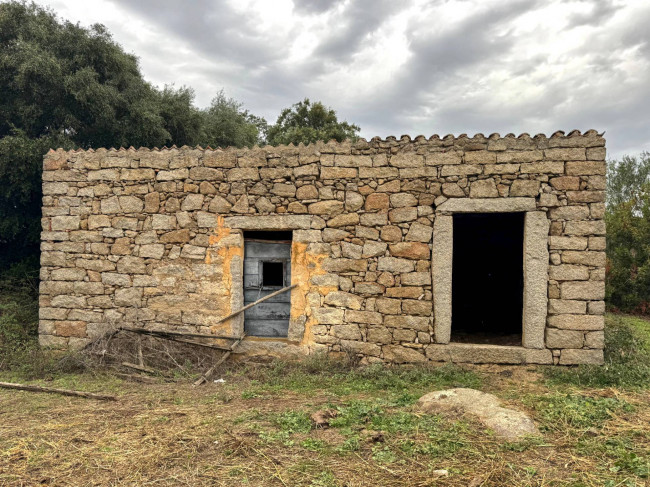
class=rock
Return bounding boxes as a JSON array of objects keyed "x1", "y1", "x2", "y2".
[{"x1": 417, "y1": 388, "x2": 539, "y2": 440}]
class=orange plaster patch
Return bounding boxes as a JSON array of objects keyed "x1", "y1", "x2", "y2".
[
  {"x1": 207, "y1": 216, "x2": 243, "y2": 333},
  {"x1": 291, "y1": 241, "x2": 332, "y2": 346}
]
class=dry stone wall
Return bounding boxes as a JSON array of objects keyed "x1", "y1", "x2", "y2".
[{"x1": 40, "y1": 130, "x2": 606, "y2": 364}]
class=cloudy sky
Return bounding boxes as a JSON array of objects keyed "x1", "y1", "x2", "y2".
[{"x1": 29, "y1": 0, "x2": 650, "y2": 158}]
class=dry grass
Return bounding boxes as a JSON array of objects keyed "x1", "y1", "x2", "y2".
[{"x1": 0, "y1": 363, "x2": 648, "y2": 487}]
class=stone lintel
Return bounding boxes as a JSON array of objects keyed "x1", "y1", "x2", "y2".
[
  {"x1": 224, "y1": 215, "x2": 312, "y2": 230},
  {"x1": 437, "y1": 197, "x2": 536, "y2": 213}
]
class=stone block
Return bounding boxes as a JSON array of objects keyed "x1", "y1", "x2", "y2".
[
  {"x1": 322, "y1": 258, "x2": 367, "y2": 272},
  {"x1": 389, "y1": 242, "x2": 430, "y2": 260},
  {"x1": 328, "y1": 213, "x2": 359, "y2": 227},
  {"x1": 51, "y1": 268, "x2": 86, "y2": 281},
  {"x1": 386, "y1": 286, "x2": 424, "y2": 299},
  {"x1": 116, "y1": 256, "x2": 146, "y2": 274},
  {"x1": 51, "y1": 216, "x2": 80, "y2": 231},
  {"x1": 559, "y1": 349, "x2": 604, "y2": 365},
  {"x1": 383, "y1": 345, "x2": 426, "y2": 363},
  {"x1": 548, "y1": 298, "x2": 587, "y2": 314},
  {"x1": 509, "y1": 179, "x2": 540, "y2": 197},
  {"x1": 561, "y1": 251, "x2": 606, "y2": 266},
  {"x1": 312, "y1": 307, "x2": 344, "y2": 324},
  {"x1": 402, "y1": 299, "x2": 432, "y2": 316},
  {"x1": 389, "y1": 207, "x2": 417, "y2": 222},
  {"x1": 114, "y1": 288, "x2": 143, "y2": 307},
  {"x1": 377, "y1": 257, "x2": 415, "y2": 273},
  {"x1": 549, "y1": 236, "x2": 588, "y2": 250},
  {"x1": 426, "y1": 151, "x2": 462, "y2": 165},
  {"x1": 384, "y1": 315, "x2": 429, "y2": 331},
  {"x1": 564, "y1": 220, "x2": 606, "y2": 236},
  {"x1": 400, "y1": 272, "x2": 431, "y2": 285},
  {"x1": 272, "y1": 183, "x2": 297, "y2": 197},
  {"x1": 376, "y1": 298, "x2": 401, "y2": 315},
  {"x1": 367, "y1": 327, "x2": 392, "y2": 344},
  {"x1": 496, "y1": 150, "x2": 543, "y2": 163},
  {"x1": 321, "y1": 167, "x2": 357, "y2": 179},
  {"x1": 324, "y1": 291, "x2": 363, "y2": 310},
  {"x1": 340, "y1": 340, "x2": 381, "y2": 357},
  {"x1": 402, "y1": 224, "x2": 431, "y2": 245},
  {"x1": 584, "y1": 331, "x2": 605, "y2": 349},
  {"x1": 330, "y1": 324, "x2": 362, "y2": 340},
  {"x1": 549, "y1": 265, "x2": 589, "y2": 281},
  {"x1": 362, "y1": 241, "x2": 387, "y2": 258},
  {"x1": 469, "y1": 179, "x2": 498, "y2": 198},
  {"x1": 308, "y1": 200, "x2": 344, "y2": 216},
  {"x1": 565, "y1": 161, "x2": 606, "y2": 175},
  {"x1": 546, "y1": 328, "x2": 584, "y2": 348},
  {"x1": 140, "y1": 244, "x2": 165, "y2": 259},
  {"x1": 390, "y1": 193, "x2": 418, "y2": 207},
  {"x1": 345, "y1": 310, "x2": 383, "y2": 324},
  {"x1": 55, "y1": 320, "x2": 87, "y2": 338},
  {"x1": 548, "y1": 314, "x2": 604, "y2": 330}
]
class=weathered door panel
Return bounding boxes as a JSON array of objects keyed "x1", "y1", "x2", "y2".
[
  {"x1": 244, "y1": 319, "x2": 290, "y2": 337},
  {"x1": 243, "y1": 239, "x2": 291, "y2": 337}
]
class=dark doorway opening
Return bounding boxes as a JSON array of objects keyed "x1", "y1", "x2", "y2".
[{"x1": 451, "y1": 212, "x2": 524, "y2": 346}]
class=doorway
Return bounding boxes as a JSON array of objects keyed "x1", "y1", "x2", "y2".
[
  {"x1": 451, "y1": 213, "x2": 524, "y2": 345},
  {"x1": 243, "y1": 231, "x2": 292, "y2": 337}
]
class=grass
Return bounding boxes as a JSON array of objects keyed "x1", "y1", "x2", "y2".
[{"x1": 1, "y1": 304, "x2": 649, "y2": 485}]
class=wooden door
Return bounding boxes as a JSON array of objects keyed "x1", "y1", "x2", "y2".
[{"x1": 243, "y1": 239, "x2": 292, "y2": 337}]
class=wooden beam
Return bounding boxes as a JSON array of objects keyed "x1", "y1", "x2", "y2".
[
  {"x1": 211, "y1": 283, "x2": 297, "y2": 327},
  {"x1": 121, "y1": 362, "x2": 157, "y2": 375},
  {"x1": 0, "y1": 381, "x2": 117, "y2": 401},
  {"x1": 119, "y1": 327, "x2": 239, "y2": 340},
  {"x1": 193, "y1": 334, "x2": 246, "y2": 387}
]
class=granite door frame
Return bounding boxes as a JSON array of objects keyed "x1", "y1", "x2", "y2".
[{"x1": 431, "y1": 198, "x2": 549, "y2": 349}]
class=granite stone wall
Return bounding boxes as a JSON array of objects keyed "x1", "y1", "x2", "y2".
[{"x1": 39, "y1": 130, "x2": 606, "y2": 364}]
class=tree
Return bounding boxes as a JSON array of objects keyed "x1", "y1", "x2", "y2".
[
  {"x1": 606, "y1": 153, "x2": 650, "y2": 314},
  {"x1": 606, "y1": 152, "x2": 650, "y2": 209},
  {"x1": 199, "y1": 91, "x2": 267, "y2": 148},
  {"x1": 266, "y1": 98, "x2": 359, "y2": 146},
  {"x1": 0, "y1": 2, "x2": 205, "y2": 271}
]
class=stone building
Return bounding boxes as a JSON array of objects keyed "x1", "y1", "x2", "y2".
[{"x1": 39, "y1": 130, "x2": 606, "y2": 365}]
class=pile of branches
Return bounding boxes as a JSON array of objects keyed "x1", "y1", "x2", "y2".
[{"x1": 67, "y1": 327, "x2": 244, "y2": 385}]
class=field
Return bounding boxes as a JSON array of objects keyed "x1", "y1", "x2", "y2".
[{"x1": 0, "y1": 314, "x2": 649, "y2": 487}]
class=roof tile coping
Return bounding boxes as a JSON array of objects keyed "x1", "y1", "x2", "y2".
[{"x1": 45, "y1": 130, "x2": 605, "y2": 156}]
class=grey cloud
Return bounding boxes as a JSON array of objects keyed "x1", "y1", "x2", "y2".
[
  {"x1": 292, "y1": 0, "x2": 344, "y2": 15},
  {"x1": 312, "y1": 0, "x2": 397, "y2": 63},
  {"x1": 566, "y1": 0, "x2": 622, "y2": 28}
]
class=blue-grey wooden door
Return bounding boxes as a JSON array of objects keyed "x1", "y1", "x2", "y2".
[{"x1": 243, "y1": 240, "x2": 291, "y2": 337}]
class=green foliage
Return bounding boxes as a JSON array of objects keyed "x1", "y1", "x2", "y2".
[
  {"x1": 606, "y1": 153, "x2": 650, "y2": 314},
  {"x1": 271, "y1": 410, "x2": 312, "y2": 433},
  {"x1": 530, "y1": 393, "x2": 633, "y2": 431},
  {"x1": 199, "y1": 90, "x2": 267, "y2": 148},
  {"x1": 246, "y1": 358, "x2": 481, "y2": 399},
  {"x1": 544, "y1": 314, "x2": 650, "y2": 389},
  {"x1": 266, "y1": 98, "x2": 359, "y2": 146}
]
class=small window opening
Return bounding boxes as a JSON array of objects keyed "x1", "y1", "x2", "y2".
[{"x1": 262, "y1": 261, "x2": 284, "y2": 287}]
